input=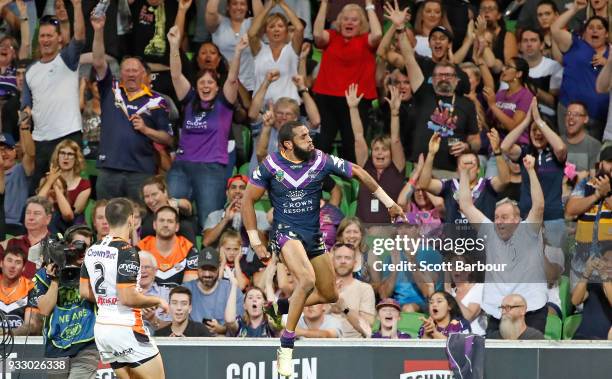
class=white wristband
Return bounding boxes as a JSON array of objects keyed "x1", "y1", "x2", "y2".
[
  {"x1": 365, "y1": 4, "x2": 375, "y2": 11},
  {"x1": 373, "y1": 187, "x2": 395, "y2": 208},
  {"x1": 247, "y1": 230, "x2": 262, "y2": 247}
]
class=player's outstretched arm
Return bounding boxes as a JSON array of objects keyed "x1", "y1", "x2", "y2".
[
  {"x1": 351, "y1": 164, "x2": 406, "y2": 222},
  {"x1": 241, "y1": 184, "x2": 271, "y2": 260}
]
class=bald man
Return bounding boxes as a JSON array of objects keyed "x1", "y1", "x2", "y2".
[{"x1": 489, "y1": 294, "x2": 545, "y2": 340}]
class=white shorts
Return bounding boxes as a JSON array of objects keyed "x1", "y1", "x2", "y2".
[{"x1": 94, "y1": 323, "x2": 159, "y2": 366}]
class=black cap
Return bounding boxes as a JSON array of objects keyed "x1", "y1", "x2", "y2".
[
  {"x1": 429, "y1": 26, "x2": 453, "y2": 41},
  {"x1": 197, "y1": 247, "x2": 220, "y2": 269},
  {"x1": 599, "y1": 146, "x2": 612, "y2": 162}
]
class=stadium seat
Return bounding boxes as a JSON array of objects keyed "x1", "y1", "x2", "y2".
[
  {"x1": 196, "y1": 235, "x2": 203, "y2": 250},
  {"x1": 398, "y1": 312, "x2": 425, "y2": 337},
  {"x1": 351, "y1": 179, "x2": 360, "y2": 201},
  {"x1": 562, "y1": 314, "x2": 583, "y2": 340},
  {"x1": 405, "y1": 162, "x2": 413, "y2": 178},
  {"x1": 347, "y1": 201, "x2": 357, "y2": 217},
  {"x1": 84, "y1": 199, "x2": 96, "y2": 228},
  {"x1": 254, "y1": 198, "x2": 271, "y2": 212},
  {"x1": 83, "y1": 159, "x2": 98, "y2": 178},
  {"x1": 241, "y1": 127, "x2": 251, "y2": 158},
  {"x1": 559, "y1": 275, "x2": 572, "y2": 319},
  {"x1": 238, "y1": 163, "x2": 250, "y2": 176},
  {"x1": 544, "y1": 315, "x2": 562, "y2": 340}
]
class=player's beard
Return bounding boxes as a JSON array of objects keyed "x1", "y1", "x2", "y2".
[{"x1": 294, "y1": 143, "x2": 314, "y2": 161}]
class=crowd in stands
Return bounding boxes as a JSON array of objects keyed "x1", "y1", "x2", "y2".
[{"x1": 0, "y1": 1, "x2": 611, "y2": 367}]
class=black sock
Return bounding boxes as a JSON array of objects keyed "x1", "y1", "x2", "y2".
[{"x1": 277, "y1": 298, "x2": 290, "y2": 315}]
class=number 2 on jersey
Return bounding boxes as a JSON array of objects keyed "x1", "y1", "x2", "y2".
[{"x1": 93, "y1": 262, "x2": 107, "y2": 296}]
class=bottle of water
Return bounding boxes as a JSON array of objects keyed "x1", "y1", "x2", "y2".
[{"x1": 92, "y1": 0, "x2": 110, "y2": 18}]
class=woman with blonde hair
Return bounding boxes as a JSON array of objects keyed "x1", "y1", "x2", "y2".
[
  {"x1": 247, "y1": 0, "x2": 304, "y2": 103},
  {"x1": 38, "y1": 139, "x2": 91, "y2": 228},
  {"x1": 336, "y1": 216, "x2": 372, "y2": 283},
  {"x1": 411, "y1": 0, "x2": 452, "y2": 58},
  {"x1": 313, "y1": 0, "x2": 382, "y2": 163}
]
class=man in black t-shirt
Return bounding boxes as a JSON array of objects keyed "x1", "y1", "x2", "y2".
[
  {"x1": 397, "y1": 31, "x2": 480, "y2": 177},
  {"x1": 156, "y1": 286, "x2": 213, "y2": 337}
]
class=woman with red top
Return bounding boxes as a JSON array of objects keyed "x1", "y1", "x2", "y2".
[
  {"x1": 40, "y1": 140, "x2": 91, "y2": 226},
  {"x1": 313, "y1": 0, "x2": 382, "y2": 163}
]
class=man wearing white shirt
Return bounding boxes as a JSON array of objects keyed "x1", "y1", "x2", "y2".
[{"x1": 458, "y1": 154, "x2": 548, "y2": 336}]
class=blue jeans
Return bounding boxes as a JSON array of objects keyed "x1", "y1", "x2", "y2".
[{"x1": 167, "y1": 161, "x2": 227, "y2": 230}]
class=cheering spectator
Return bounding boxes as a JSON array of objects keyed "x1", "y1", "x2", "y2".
[
  {"x1": 561, "y1": 102, "x2": 601, "y2": 175},
  {"x1": 459, "y1": 154, "x2": 549, "y2": 335},
  {"x1": 552, "y1": 0, "x2": 610, "y2": 140},
  {"x1": 335, "y1": 217, "x2": 373, "y2": 284},
  {"x1": 140, "y1": 176, "x2": 196, "y2": 244},
  {"x1": 418, "y1": 291, "x2": 471, "y2": 339},
  {"x1": 226, "y1": 282, "x2": 279, "y2": 337},
  {"x1": 156, "y1": 286, "x2": 214, "y2": 337},
  {"x1": 371, "y1": 298, "x2": 410, "y2": 339},
  {"x1": 419, "y1": 131, "x2": 509, "y2": 223},
  {"x1": 313, "y1": 0, "x2": 382, "y2": 162},
  {"x1": 0, "y1": 247, "x2": 39, "y2": 336},
  {"x1": 90, "y1": 15, "x2": 173, "y2": 201},
  {"x1": 247, "y1": 72, "x2": 319, "y2": 170},
  {"x1": 411, "y1": 0, "x2": 452, "y2": 58},
  {"x1": 445, "y1": 254, "x2": 486, "y2": 336},
  {"x1": 45, "y1": 140, "x2": 91, "y2": 224},
  {"x1": 182, "y1": 247, "x2": 244, "y2": 335},
  {"x1": 482, "y1": 56, "x2": 534, "y2": 157},
  {"x1": 1, "y1": 127, "x2": 34, "y2": 236},
  {"x1": 166, "y1": 27, "x2": 247, "y2": 231},
  {"x1": 138, "y1": 206, "x2": 199, "y2": 288},
  {"x1": 478, "y1": 0, "x2": 518, "y2": 65},
  {"x1": 1, "y1": 196, "x2": 52, "y2": 279},
  {"x1": 501, "y1": 100, "x2": 567, "y2": 247},
  {"x1": 397, "y1": 155, "x2": 443, "y2": 231},
  {"x1": 31, "y1": 225, "x2": 98, "y2": 375},
  {"x1": 79, "y1": 73, "x2": 102, "y2": 156},
  {"x1": 21, "y1": 1, "x2": 85, "y2": 195},
  {"x1": 203, "y1": 174, "x2": 270, "y2": 248},
  {"x1": 398, "y1": 28, "x2": 479, "y2": 177},
  {"x1": 517, "y1": 28, "x2": 563, "y2": 122},
  {"x1": 488, "y1": 294, "x2": 545, "y2": 340},
  {"x1": 566, "y1": 146, "x2": 612, "y2": 285},
  {"x1": 247, "y1": 0, "x2": 304, "y2": 103},
  {"x1": 91, "y1": 199, "x2": 109, "y2": 241},
  {"x1": 206, "y1": 0, "x2": 263, "y2": 92},
  {"x1": 570, "y1": 250, "x2": 612, "y2": 339},
  {"x1": 286, "y1": 303, "x2": 343, "y2": 338},
  {"x1": 536, "y1": 0, "x2": 562, "y2": 62},
  {"x1": 217, "y1": 230, "x2": 250, "y2": 291},
  {"x1": 329, "y1": 243, "x2": 376, "y2": 338},
  {"x1": 346, "y1": 83, "x2": 405, "y2": 224},
  {"x1": 36, "y1": 169, "x2": 75, "y2": 234},
  {"x1": 139, "y1": 250, "x2": 172, "y2": 334}
]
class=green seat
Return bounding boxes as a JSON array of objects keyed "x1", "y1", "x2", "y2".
[
  {"x1": 405, "y1": 162, "x2": 413, "y2": 178},
  {"x1": 254, "y1": 198, "x2": 271, "y2": 212},
  {"x1": 559, "y1": 275, "x2": 572, "y2": 319},
  {"x1": 398, "y1": 312, "x2": 425, "y2": 337},
  {"x1": 347, "y1": 201, "x2": 357, "y2": 217},
  {"x1": 241, "y1": 127, "x2": 252, "y2": 158},
  {"x1": 544, "y1": 314, "x2": 562, "y2": 340},
  {"x1": 84, "y1": 199, "x2": 96, "y2": 228},
  {"x1": 562, "y1": 314, "x2": 583, "y2": 340},
  {"x1": 238, "y1": 163, "x2": 250, "y2": 176},
  {"x1": 196, "y1": 235, "x2": 203, "y2": 250},
  {"x1": 83, "y1": 159, "x2": 98, "y2": 179},
  {"x1": 351, "y1": 179, "x2": 360, "y2": 201}
]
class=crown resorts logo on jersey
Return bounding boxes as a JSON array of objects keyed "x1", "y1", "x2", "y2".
[
  {"x1": 288, "y1": 189, "x2": 306, "y2": 201},
  {"x1": 400, "y1": 360, "x2": 453, "y2": 379}
]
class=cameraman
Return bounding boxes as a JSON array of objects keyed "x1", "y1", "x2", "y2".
[{"x1": 31, "y1": 225, "x2": 98, "y2": 379}]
